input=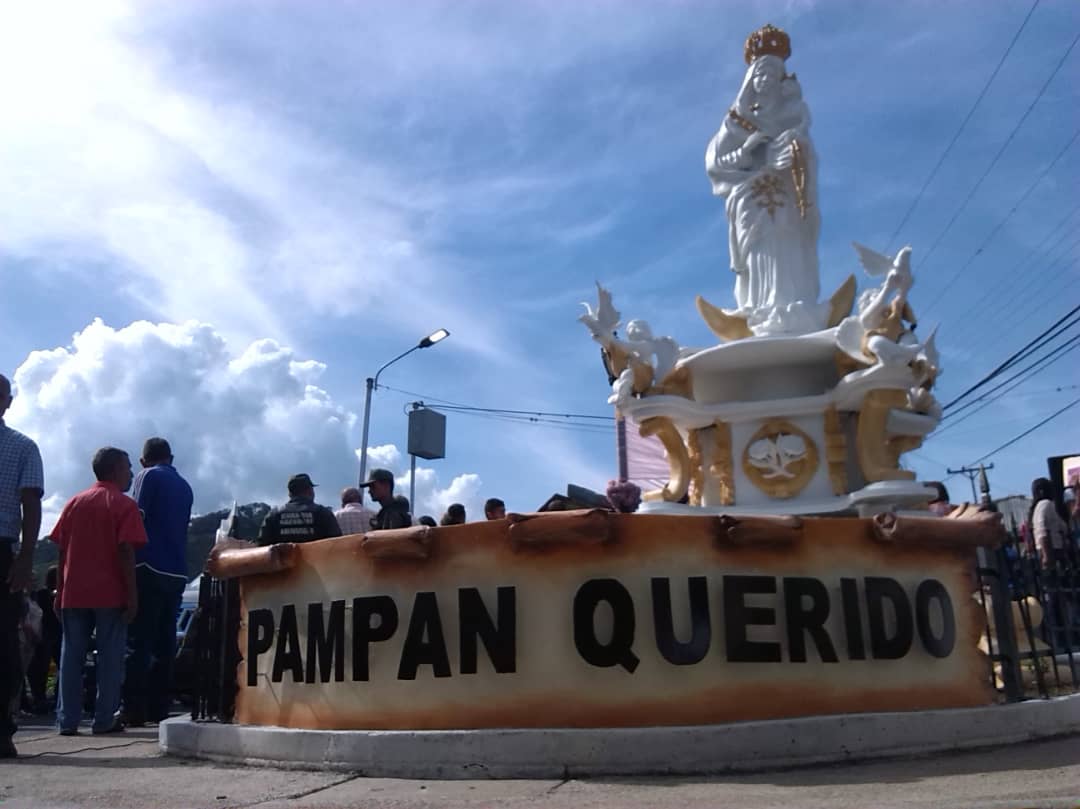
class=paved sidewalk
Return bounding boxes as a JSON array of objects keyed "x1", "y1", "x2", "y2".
[{"x1": 2, "y1": 717, "x2": 1078, "y2": 809}]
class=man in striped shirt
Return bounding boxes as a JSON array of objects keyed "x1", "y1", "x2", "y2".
[
  {"x1": 0, "y1": 373, "x2": 44, "y2": 758},
  {"x1": 334, "y1": 487, "x2": 375, "y2": 536}
]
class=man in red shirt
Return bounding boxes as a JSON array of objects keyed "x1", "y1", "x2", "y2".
[{"x1": 50, "y1": 447, "x2": 146, "y2": 735}]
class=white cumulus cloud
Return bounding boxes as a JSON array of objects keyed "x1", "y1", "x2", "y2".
[
  {"x1": 6, "y1": 318, "x2": 481, "y2": 528},
  {"x1": 361, "y1": 443, "x2": 484, "y2": 524}
]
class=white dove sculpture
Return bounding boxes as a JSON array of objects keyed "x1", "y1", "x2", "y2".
[
  {"x1": 852, "y1": 242, "x2": 913, "y2": 290},
  {"x1": 579, "y1": 282, "x2": 621, "y2": 341}
]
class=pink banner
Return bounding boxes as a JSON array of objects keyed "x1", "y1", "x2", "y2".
[{"x1": 623, "y1": 416, "x2": 669, "y2": 491}]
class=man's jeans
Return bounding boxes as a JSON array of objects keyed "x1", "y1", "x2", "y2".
[
  {"x1": 58, "y1": 607, "x2": 127, "y2": 733},
  {"x1": 0, "y1": 542, "x2": 20, "y2": 739},
  {"x1": 124, "y1": 566, "x2": 185, "y2": 722}
]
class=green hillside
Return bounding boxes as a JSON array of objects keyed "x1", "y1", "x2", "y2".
[{"x1": 31, "y1": 502, "x2": 271, "y2": 585}]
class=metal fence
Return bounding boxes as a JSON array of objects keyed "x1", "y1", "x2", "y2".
[
  {"x1": 188, "y1": 542, "x2": 1080, "y2": 723},
  {"x1": 975, "y1": 542, "x2": 1080, "y2": 702},
  {"x1": 190, "y1": 575, "x2": 240, "y2": 722}
]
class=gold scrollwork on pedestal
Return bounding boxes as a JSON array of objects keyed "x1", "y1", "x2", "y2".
[
  {"x1": 823, "y1": 405, "x2": 848, "y2": 495},
  {"x1": 856, "y1": 390, "x2": 918, "y2": 482},
  {"x1": 653, "y1": 365, "x2": 693, "y2": 399},
  {"x1": 695, "y1": 295, "x2": 754, "y2": 342},
  {"x1": 741, "y1": 420, "x2": 819, "y2": 499},
  {"x1": 687, "y1": 429, "x2": 704, "y2": 507},
  {"x1": 603, "y1": 342, "x2": 654, "y2": 395},
  {"x1": 826, "y1": 274, "x2": 857, "y2": 328},
  {"x1": 710, "y1": 421, "x2": 736, "y2": 506},
  {"x1": 639, "y1": 417, "x2": 690, "y2": 503}
]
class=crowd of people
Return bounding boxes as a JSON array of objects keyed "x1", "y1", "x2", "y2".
[
  {"x1": 927, "y1": 478, "x2": 1080, "y2": 567},
  {"x1": 1, "y1": 367, "x2": 198, "y2": 753},
  {"x1": 253, "y1": 467, "x2": 508, "y2": 545},
  {"x1": 0, "y1": 372, "x2": 511, "y2": 758}
]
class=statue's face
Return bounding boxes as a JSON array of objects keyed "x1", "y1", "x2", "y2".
[{"x1": 751, "y1": 59, "x2": 783, "y2": 98}]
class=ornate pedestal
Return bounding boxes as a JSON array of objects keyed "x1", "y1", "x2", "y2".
[{"x1": 619, "y1": 328, "x2": 937, "y2": 516}]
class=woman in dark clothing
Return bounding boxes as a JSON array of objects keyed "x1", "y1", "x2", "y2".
[
  {"x1": 440, "y1": 504, "x2": 467, "y2": 526},
  {"x1": 26, "y1": 566, "x2": 61, "y2": 712}
]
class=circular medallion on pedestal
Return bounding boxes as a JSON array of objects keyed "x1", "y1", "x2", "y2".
[{"x1": 741, "y1": 420, "x2": 819, "y2": 499}]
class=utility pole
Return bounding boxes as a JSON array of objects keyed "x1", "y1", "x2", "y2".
[
  {"x1": 616, "y1": 412, "x2": 629, "y2": 481},
  {"x1": 946, "y1": 462, "x2": 994, "y2": 503}
]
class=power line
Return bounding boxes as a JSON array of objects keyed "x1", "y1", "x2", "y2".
[
  {"x1": 940, "y1": 382, "x2": 1080, "y2": 429},
  {"x1": 429, "y1": 403, "x2": 615, "y2": 422},
  {"x1": 378, "y1": 383, "x2": 615, "y2": 422},
  {"x1": 942, "y1": 304, "x2": 1080, "y2": 411},
  {"x1": 909, "y1": 450, "x2": 950, "y2": 469},
  {"x1": 409, "y1": 408, "x2": 615, "y2": 435},
  {"x1": 975, "y1": 312, "x2": 1080, "y2": 385},
  {"x1": 943, "y1": 331, "x2": 1080, "y2": 422},
  {"x1": 947, "y1": 247, "x2": 1080, "y2": 364},
  {"x1": 935, "y1": 332, "x2": 1080, "y2": 434},
  {"x1": 937, "y1": 409, "x2": 1071, "y2": 441},
  {"x1": 921, "y1": 127, "x2": 1080, "y2": 319},
  {"x1": 999, "y1": 312, "x2": 1080, "y2": 372},
  {"x1": 378, "y1": 384, "x2": 478, "y2": 409},
  {"x1": 966, "y1": 395, "x2": 1080, "y2": 465},
  {"x1": 945, "y1": 209, "x2": 1080, "y2": 346},
  {"x1": 428, "y1": 408, "x2": 615, "y2": 437},
  {"x1": 986, "y1": 250, "x2": 1080, "y2": 341},
  {"x1": 981, "y1": 229, "x2": 1080, "y2": 326},
  {"x1": 398, "y1": 400, "x2": 614, "y2": 436},
  {"x1": 918, "y1": 30, "x2": 1080, "y2": 272},
  {"x1": 431, "y1": 406, "x2": 613, "y2": 430},
  {"x1": 885, "y1": 0, "x2": 1042, "y2": 250}
]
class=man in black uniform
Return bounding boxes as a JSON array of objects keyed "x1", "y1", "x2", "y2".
[
  {"x1": 359, "y1": 468, "x2": 411, "y2": 530},
  {"x1": 258, "y1": 473, "x2": 342, "y2": 545}
]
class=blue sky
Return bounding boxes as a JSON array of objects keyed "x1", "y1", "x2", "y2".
[{"x1": 1, "y1": 0, "x2": 1077, "y2": 521}]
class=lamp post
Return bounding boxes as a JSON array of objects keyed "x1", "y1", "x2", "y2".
[{"x1": 358, "y1": 328, "x2": 450, "y2": 491}]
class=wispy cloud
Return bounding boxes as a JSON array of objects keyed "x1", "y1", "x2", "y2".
[{"x1": 2, "y1": 0, "x2": 1076, "y2": 504}]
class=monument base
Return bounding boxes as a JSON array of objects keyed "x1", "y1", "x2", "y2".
[
  {"x1": 160, "y1": 693, "x2": 1080, "y2": 777},
  {"x1": 637, "y1": 480, "x2": 939, "y2": 517}
]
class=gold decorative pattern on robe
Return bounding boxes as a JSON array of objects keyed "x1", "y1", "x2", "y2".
[{"x1": 751, "y1": 174, "x2": 785, "y2": 218}]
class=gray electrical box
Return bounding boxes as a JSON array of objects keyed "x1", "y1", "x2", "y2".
[{"x1": 407, "y1": 407, "x2": 446, "y2": 460}]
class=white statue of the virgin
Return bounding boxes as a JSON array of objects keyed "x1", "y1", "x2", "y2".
[{"x1": 705, "y1": 24, "x2": 825, "y2": 335}]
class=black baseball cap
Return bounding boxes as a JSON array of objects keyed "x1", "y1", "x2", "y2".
[
  {"x1": 359, "y1": 468, "x2": 395, "y2": 487},
  {"x1": 288, "y1": 473, "x2": 318, "y2": 494}
]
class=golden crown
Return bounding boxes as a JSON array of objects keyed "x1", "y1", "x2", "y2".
[{"x1": 744, "y1": 23, "x2": 791, "y2": 64}]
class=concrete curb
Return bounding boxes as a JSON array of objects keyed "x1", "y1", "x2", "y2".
[{"x1": 160, "y1": 694, "x2": 1080, "y2": 779}]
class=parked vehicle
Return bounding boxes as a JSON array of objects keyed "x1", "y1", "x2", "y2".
[{"x1": 172, "y1": 576, "x2": 201, "y2": 702}]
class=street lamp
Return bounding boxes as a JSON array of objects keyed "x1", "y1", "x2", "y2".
[{"x1": 358, "y1": 328, "x2": 450, "y2": 491}]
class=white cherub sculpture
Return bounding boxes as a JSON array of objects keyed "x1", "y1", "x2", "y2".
[
  {"x1": 624, "y1": 320, "x2": 680, "y2": 382},
  {"x1": 580, "y1": 282, "x2": 683, "y2": 404},
  {"x1": 836, "y1": 243, "x2": 921, "y2": 369}
]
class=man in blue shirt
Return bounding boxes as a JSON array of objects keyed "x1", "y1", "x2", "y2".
[{"x1": 123, "y1": 437, "x2": 193, "y2": 726}]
